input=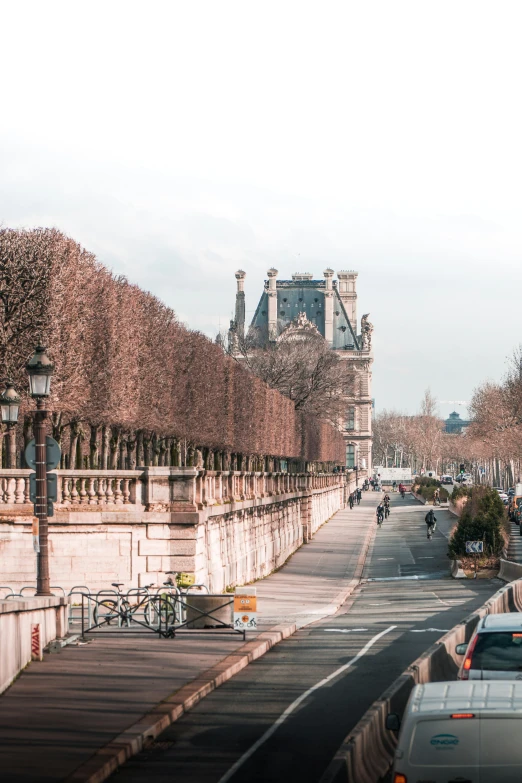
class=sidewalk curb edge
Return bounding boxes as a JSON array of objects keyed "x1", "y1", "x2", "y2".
[{"x1": 65, "y1": 622, "x2": 297, "y2": 783}]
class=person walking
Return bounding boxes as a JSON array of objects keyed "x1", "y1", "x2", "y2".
[
  {"x1": 433, "y1": 488, "x2": 440, "y2": 506},
  {"x1": 356, "y1": 488, "x2": 361, "y2": 505},
  {"x1": 349, "y1": 492, "x2": 354, "y2": 509}
]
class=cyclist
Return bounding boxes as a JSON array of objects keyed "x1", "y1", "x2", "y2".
[
  {"x1": 384, "y1": 495, "x2": 391, "y2": 518},
  {"x1": 399, "y1": 483, "x2": 406, "y2": 499},
  {"x1": 376, "y1": 503, "x2": 385, "y2": 525},
  {"x1": 425, "y1": 509, "x2": 437, "y2": 539}
]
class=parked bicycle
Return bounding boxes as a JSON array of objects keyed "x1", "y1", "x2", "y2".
[{"x1": 92, "y1": 582, "x2": 156, "y2": 627}]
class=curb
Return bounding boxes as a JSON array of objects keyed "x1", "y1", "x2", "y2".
[
  {"x1": 66, "y1": 623, "x2": 297, "y2": 783},
  {"x1": 66, "y1": 516, "x2": 377, "y2": 783}
]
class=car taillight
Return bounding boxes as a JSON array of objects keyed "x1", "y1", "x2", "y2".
[
  {"x1": 451, "y1": 713, "x2": 475, "y2": 719},
  {"x1": 393, "y1": 774, "x2": 407, "y2": 783},
  {"x1": 460, "y1": 634, "x2": 479, "y2": 680}
]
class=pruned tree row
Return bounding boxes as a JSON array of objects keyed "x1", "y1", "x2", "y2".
[{"x1": 0, "y1": 228, "x2": 345, "y2": 469}]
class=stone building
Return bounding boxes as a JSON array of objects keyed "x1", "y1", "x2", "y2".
[{"x1": 228, "y1": 269, "x2": 373, "y2": 469}]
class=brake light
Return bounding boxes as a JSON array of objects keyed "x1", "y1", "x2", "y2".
[
  {"x1": 393, "y1": 775, "x2": 407, "y2": 783},
  {"x1": 451, "y1": 713, "x2": 475, "y2": 719},
  {"x1": 460, "y1": 634, "x2": 479, "y2": 680}
]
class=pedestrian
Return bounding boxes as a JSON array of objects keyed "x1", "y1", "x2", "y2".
[
  {"x1": 349, "y1": 492, "x2": 354, "y2": 509},
  {"x1": 433, "y1": 489, "x2": 440, "y2": 506},
  {"x1": 356, "y1": 488, "x2": 361, "y2": 504}
]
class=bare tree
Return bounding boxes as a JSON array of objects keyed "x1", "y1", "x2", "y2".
[{"x1": 229, "y1": 328, "x2": 354, "y2": 426}]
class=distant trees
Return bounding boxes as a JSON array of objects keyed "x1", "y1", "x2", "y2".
[
  {"x1": 372, "y1": 390, "x2": 447, "y2": 473},
  {"x1": 0, "y1": 228, "x2": 344, "y2": 469}
]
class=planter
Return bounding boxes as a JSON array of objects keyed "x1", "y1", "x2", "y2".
[{"x1": 185, "y1": 594, "x2": 233, "y2": 629}]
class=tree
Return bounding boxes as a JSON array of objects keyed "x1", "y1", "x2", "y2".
[
  {"x1": 229, "y1": 327, "x2": 354, "y2": 426},
  {"x1": 0, "y1": 227, "x2": 345, "y2": 468}
]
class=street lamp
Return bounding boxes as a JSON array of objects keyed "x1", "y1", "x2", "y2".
[
  {"x1": 26, "y1": 346, "x2": 54, "y2": 596},
  {"x1": 0, "y1": 382, "x2": 20, "y2": 468}
]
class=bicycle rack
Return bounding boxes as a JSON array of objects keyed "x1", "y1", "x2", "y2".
[
  {"x1": 0, "y1": 586, "x2": 14, "y2": 599},
  {"x1": 68, "y1": 587, "x2": 92, "y2": 626}
]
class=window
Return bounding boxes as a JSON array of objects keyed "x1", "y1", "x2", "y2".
[
  {"x1": 346, "y1": 444, "x2": 355, "y2": 468},
  {"x1": 345, "y1": 407, "x2": 355, "y2": 431}
]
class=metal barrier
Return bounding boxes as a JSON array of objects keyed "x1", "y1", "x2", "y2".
[
  {"x1": 79, "y1": 591, "x2": 244, "y2": 640},
  {"x1": 0, "y1": 586, "x2": 14, "y2": 599}
]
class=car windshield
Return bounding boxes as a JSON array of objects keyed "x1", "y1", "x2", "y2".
[{"x1": 471, "y1": 632, "x2": 522, "y2": 671}]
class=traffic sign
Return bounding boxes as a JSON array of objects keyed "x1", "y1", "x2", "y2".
[
  {"x1": 466, "y1": 541, "x2": 484, "y2": 554},
  {"x1": 25, "y1": 436, "x2": 61, "y2": 470},
  {"x1": 29, "y1": 472, "x2": 58, "y2": 503},
  {"x1": 234, "y1": 587, "x2": 257, "y2": 630}
]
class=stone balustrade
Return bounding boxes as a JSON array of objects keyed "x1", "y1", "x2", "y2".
[{"x1": 0, "y1": 467, "x2": 364, "y2": 594}]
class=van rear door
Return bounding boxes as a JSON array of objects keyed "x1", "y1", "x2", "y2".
[
  {"x1": 405, "y1": 716, "x2": 479, "y2": 782},
  {"x1": 479, "y1": 717, "x2": 522, "y2": 782}
]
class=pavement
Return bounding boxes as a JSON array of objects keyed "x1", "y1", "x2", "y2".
[
  {"x1": 0, "y1": 492, "x2": 376, "y2": 783},
  {"x1": 109, "y1": 493, "x2": 499, "y2": 783}
]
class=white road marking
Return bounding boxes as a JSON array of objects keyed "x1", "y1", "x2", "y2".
[
  {"x1": 216, "y1": 625, "x2": 397, "y2": 783},
  {"x1": 418, "y1": 556, "x2": 434, "y2": 559},
  {"x1": 377, "y1": 557, "x2": 394, "y2": 560},
  {"x1": 410, "y1": 628, "x2": 449, "y2": 633},
  {"x1": 324, "y1": 628, "x2": 368, "y2": 633}
]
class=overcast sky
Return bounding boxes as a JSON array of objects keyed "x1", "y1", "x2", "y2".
[{"x1": 2, "y1": 0, "x2": 521, "y2": 417}]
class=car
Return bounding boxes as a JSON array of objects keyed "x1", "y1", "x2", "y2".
[
  {"x1": 498, "y1": 491, "x2": 509, "y2": 501},
  {"x1": 456, "y1": 613, "x2": 522, "y2": 680},
  {"x1": 387, "y1": 681, "x2": 522, "y2": 783},
  {"x1": 492, "y1": 486, "x2": 504, "y2": 493},
  {"x1": 508, "y1": 487, "x2": 515, "y2": 497},
  {"x1": 440, "y1": 475, "x2": 453, "y2": 484}
]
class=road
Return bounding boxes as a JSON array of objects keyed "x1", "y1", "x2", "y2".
[{"x1": 111, "y1": 494, "x2": 498, "y2": 783}]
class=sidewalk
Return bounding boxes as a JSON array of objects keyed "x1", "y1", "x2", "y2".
[{"x1": 0, "y1": 496, "x2": 376, "y2": 783}]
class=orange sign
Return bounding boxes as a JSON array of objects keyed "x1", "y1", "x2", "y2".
[
  {"x1": 234, "y1": 594, "x2": 257, "y2": 612},
  {"x1": 32, "y1": 518, "x2": 39, "y2": 536}
]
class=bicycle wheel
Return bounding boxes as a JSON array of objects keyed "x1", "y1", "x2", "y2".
[{"x1": 93, "y1": 599, "x2": 118, "y2": 626}]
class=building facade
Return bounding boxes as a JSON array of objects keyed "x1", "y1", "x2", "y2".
[{"x1": 228, "y1": 269, "x2": 373, "y2": 469}]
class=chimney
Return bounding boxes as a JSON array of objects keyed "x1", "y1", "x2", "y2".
[
  {"x1": 323, "y1": 268, "x2": 334, "y2": 345},
  {"x1": 267, "y1": 268, "x2": 278, "y2": 341},
  {"x1": 337, "y1": 270, "x2": 358, "y2": 331},
  {"x1": 234, "y1": 270, "x2": 246, "y2": 337}
]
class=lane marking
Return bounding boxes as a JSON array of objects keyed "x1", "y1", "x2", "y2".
[
  {"x1": 216, "y1": 625, "x2": 397, "y2": 783},
  {"x1": 410, "y1": 628, "x2": 449, "y2": 633},
  {"x1": 324, "y1": 628, "x2": 369, "y2": 633}
]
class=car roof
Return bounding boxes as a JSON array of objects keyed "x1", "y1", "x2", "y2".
[
  {"x1": 480, "y1": 613, "x2": 522, "y2": 631},
  {"x1": 410, "y1": 681, "x2": 522, "y2": 714}
]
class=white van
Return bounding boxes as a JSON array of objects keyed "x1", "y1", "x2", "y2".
[{"x1": 387, "y1": 681, "x2": 522, "y2": 782}]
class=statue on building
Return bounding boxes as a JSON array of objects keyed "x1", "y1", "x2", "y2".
[{"x1": 361, "y1": 313, "x2": 374, "y2": 349}]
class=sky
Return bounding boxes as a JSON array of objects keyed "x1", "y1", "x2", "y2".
[{"x1": 1, "y1": 0, "x2": 522, "y2": 417}]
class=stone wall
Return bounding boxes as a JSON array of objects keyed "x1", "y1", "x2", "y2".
[
  {"x1": 0, "y1": 597, "x2": 69, "y2": 694},
  {"x1": 0, "y1": 468, "x2": 362, "y2": 594}
]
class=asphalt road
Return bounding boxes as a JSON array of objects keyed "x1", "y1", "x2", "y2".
[{"x1": 111, "y1": 494, "x2": 499, "y2": 783}]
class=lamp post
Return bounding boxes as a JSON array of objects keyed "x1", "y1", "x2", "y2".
[
  {"x1": 0, "y1": 382, "x2": 20, "y2": 468},
  {"x1": 26, "y1": 346, "x2": 54, "y2": 596}
]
